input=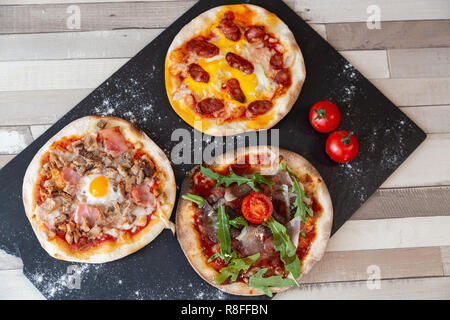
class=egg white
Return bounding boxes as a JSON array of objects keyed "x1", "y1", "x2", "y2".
[{"x1": 78, "y1": 173, "x2": 123, "y2": 206}]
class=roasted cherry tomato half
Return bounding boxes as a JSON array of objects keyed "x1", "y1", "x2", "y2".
[
  {"x1": 326, "y1": 130, "x2": 359, "y2": 163},
  {"x1": 309, "y1": 101, "x2": 341, "y2": 133},
  {"x1": 241, "y1": 192, "x2": 273, "y2": 224}
]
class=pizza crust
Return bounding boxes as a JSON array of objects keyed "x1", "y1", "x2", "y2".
[
  {"x1": 22, "y1": 116, "x2": 176, "y2": 263},
  {"x1": 165, "y1": 4, "x2": 306, "y2": 136},
  {"x1": 176, "y1": 146, "x2": 333, "y2": 296}
]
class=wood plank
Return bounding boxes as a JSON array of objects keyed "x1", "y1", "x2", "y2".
[
  {"x1": 352, "y1": 186, "x2": 450, "y2": 220},
  {"x1": 0, "y1": 126, "x2": 33, "y2": 154},
  {"x1": 30, "y1": 124, "x2": 52, "y2": 140},
  {"x1": 0, "y1": 155, "x2": 15, "y2": 169},
  {"x1": 0, "y1": 29, "x2": 164, "y2": 61},
  {"x1": 0, "y1": 89, "x2": 91, "y2": 126},
  {"x1": 341, "y1": 50, "x2": 389, "y2": 79},
  {"x1": 302, "y1": 247, "x2": 443, "y2": 284},
  {"x1": 0, "y1": 1, "x2": 196, "y2": 34},
  {"x1": 0, "y1": 51, "x2": 389, "y2": 92},
  {"x1": 441, "y1": 246, "x2": 450, "y2": 276},
  {"x1": 0, "y1": 250, "x2": 22, "y2": 270},
  {"x1": 0, "y1": 59, "x2": 128, "y2": 91},
  {"x1": 2, "y1": 0, "x2": 180, "y2": 3},
  {"x1": 275, "y1": 276, "x2": 450, "y2": 300},
  {"x1": 399, "y1": 105, "x2": 450, "y2": 134},
  {"x1": 382, "y1": 133, "x2": 450, "y2": 188},
  {"x1": 327, "y1": 217, "x2": 450, "y2": 252},
  {"x1": 0, "y1": 269, "x2": 44, "y2": 300},
  {"x1": 389, "y1": 48, "x2": 450, "y2": 79},
  {"x1": 371, "y1": 78, "x2": 450, "y2": 107},
  {"x1": 326, "y1": 20, "x2": 450, "y2": 51},
  {"x1": 294, "y1": 0, "x2": 450, "y2": 23}
]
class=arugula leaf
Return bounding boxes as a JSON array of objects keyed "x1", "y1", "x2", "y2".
[
  {"x1": 249, "y1": 268, "x2": 298, "y2": 297},
  {"x1": 181, "y1": 193, "x2": 205, "y2": 207},
  {"x1": 278, "y1": 161, "x2": 314, "y2": 222},
  {"x1": 263, "y1": 217, "x2": 301, "y2": 279},
  {"x1": 208, "y1": 205, "x2": 233, "y2": 263},
  {"x1": 200, "y1": 165, "x2": 273, "y2": 192},
  {"x1": 228, "y1": 216, "x2": 248, "y2": 229},
  {"x1": 214, "y1": 253, "x2": 260, "y2": 284}
]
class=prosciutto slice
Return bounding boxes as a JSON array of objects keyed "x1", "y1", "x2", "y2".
[
  {"x1": 74, "y1": 204, "x2": 99, "y2": 228},
  {"x1": 131, "y1": 184, "x2": 156, "y2": 208},
  {"x1": 61, "y1": 167, "x2": 81, "y2": 185},
  {"x1": 98, "y1": 126, "x2": 129, "y2": 158}
]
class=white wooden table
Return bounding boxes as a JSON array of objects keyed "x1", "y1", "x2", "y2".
[{"x1": 0, "y1": 0, "x2": 449, "y2": 300}]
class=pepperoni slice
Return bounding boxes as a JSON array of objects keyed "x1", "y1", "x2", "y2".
[
  {"x1": 61, "y1": 167, "x2": 81, "y2": 185},
  {"x1": 131, "y1": 184, "x2": 156, "y2": 207},
  {"x1": 196, "y1": 98, "x2": 224, "y2": 115},
  {"x1": 218, "y1": 18, "x2": 241, "y2": 42},
  {"x1": 241, "y1": 192, "x2": 273, "y2": 224},
  {"x1": 248, "y1": 100, "x2": 272, "y2": 116},
  {"x1": 186, "y1": 39, "x2": 219, "y2": 58},
  {"x1": 226, "y1": 53, "x2": 254, "y2": 74},
  {"x1": 226, "y1": 78, "x2": 246, "y2": 103},
  {"x1": 244, "y1": 26, "x2": 266, "y2": 43},
  {"x1": 222, "y1": 11, "x2": 235, "y2": 20},
  {"x1": 274, "y1": 69, "x2": 292, "y2": 87},
  {"x1": 270, "y1": 53, "x2": 284, "y2": 70},
  {"x1": 74, "y1": 204, "x2": 99, "y2": 228},
  {"x1": 188, "y1": 63, "x2": 210, "y2": 83},
  {"x1": 98, "y1": 126, "x2": 129, "y2": 158}
]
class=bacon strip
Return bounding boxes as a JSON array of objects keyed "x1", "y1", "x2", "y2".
[
  {"x1": 74, "y1": 204, "x2": 99, "y2": 228},
  {"x1": 131, "y1": 184, "x2": 156, "y2": 207},
  {"x1": 98, "y1": 126, "x2": 129, "y2": 158},
  {"x1": 61, "y1": 167, "x2": 81, "y2": 185}
]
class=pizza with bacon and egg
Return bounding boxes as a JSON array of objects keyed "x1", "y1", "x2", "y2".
[
  {"x1": 22, "y1": 116, "x2": 176, "y2": 263},
  {"x1": 176, "y1": 146, "x2": 332, "y2": 296},
  {"x1": 165, "y1": 4, "x2": 305, "y2": 136}
]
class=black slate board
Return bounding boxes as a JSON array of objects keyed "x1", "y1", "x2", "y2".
[{"x1": 0, "y1": 0, "x2": 425, "y2": 300}]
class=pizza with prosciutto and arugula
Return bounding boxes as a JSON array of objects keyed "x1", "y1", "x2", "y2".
[
  {"x1": 22, "y1": 116, "x2": 176, "y2": 263},
  {"x1": 176, "y1": 146, "x2": 332, "y2": 296},
  {"x1": 165, "y1": 4, "x2": 305, "y2": 136}
]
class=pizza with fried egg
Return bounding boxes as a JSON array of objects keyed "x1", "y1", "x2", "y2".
[
  {"x1": 165, "y1": 4, "x2": 305, "y2": 136},
  {"x1": 22, "y1": 116, "x2": 176, "y2": 263},
  {"x1": 176, "y1": 146, "x2": 332, "y2": 296}
]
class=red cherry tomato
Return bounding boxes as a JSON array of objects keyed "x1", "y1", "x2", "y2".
[
  {"x1": 309, "y1": 101, "x2": 341, "y2": 133},
  {"x1": 241, "y1": 192, "x2": 273, "y2": 224},
  {"x1": 326, "y1": 130, "x2": 359, "y2": 163}
]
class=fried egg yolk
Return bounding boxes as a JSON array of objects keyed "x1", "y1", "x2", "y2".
[{"x1": 89, "y1": 175, "x2": 109, "y2": 198}]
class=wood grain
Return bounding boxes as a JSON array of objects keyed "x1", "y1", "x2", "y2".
[
  {"x1": 0, "y1": 1, "x2": 196, "y2": 34},
  {"x1": 275, "y1": 276, "x2": 450, "y2": 300},
  {"x1": 341, "y1": 50, "x2": 390, "y2": 79},
  {"x1": 0, "y1": 250, "x2": 22, "y2": 270},
  {"x1": 326, "y1": 20, "x2": 450, "y2": 50},
  {"x1": 0, "y1": 126, "x2": 33, "y2": 154},
  {"x1": 327, "y1": 216, "x2": 450, "y2": 252},
  {"x1": 0, "y1": 269, "x2": 44, "y2": 300},
  {"x1": 302, "y1": 247, "x2": 443, "y2": 284},
  {"x1": 400, "y1": 105, "x2": 450, "y2": 134},
  {"x1": 352, "y1": 186, "x2": 450, "y2": 220},
  {"x1": 0, "y1": 155, "x2": 15, "y2": 169},
  {"x1": 371, "y1": 78, "x2": 450, "y2": 107},
  {"x1": 381, "y1": 133, "x2": 450, "y2": 188},
  {"x1": 30, "y1": 124, "x2": 52, "y2": 140},
  {"x1": 294, "y1": 0, "x2": 450, "y2": 23},
  {"x1": 441, "y1": 246, "x2": 450, "y2": 276},
  {"x1": 388, "y1": 48, "x2": 450, "y2": 78}
]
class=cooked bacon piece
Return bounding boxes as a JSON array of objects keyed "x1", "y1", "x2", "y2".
[
  {"x1": 196, "y1": 98, "x2": 224, "y2": 115},
  {"x1": 226, "y1": 78, "x2": 246, "y2": 103},
  {"x1": 98, "y1": 126, "x2": 129, "y2": 158},
  {"x1": 61, "y1": 167, "x2": 81, "y2": 185},
  {"x1": 274, "y1": 69, "x2": 292, "y2": 87},
  {"x1": 74, "y1": 204, "x2": 99, "y2": 228},
  {"x1": 226, "y1": 53, "x2": 254, "y2": 74},
  {"x1": 131, "y1": 184, "x2": 156, "y2": 207},
  {"x1": 247, "y1": 100, "x2": 273, "y2": 116},
  {"x1": 270, "y1": 53, "x2": 284, "y2": 70},
  {"x1": 188, "y1": 63, "x2": 210, "y2": 83},
  {"x1": 186, "y1": 39, "x2": 219, "y2": 58},
  {"x1": 244, "y1": 26, "x2": 266, "y2": 43},
  {"x1": 218, "y1": 16, "x2": 241, "y2": 41}
]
